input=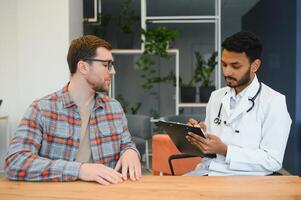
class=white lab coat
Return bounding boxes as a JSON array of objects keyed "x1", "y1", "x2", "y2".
[{"x1": 188, "y1": 76, "x2": 292, "y2": 176}]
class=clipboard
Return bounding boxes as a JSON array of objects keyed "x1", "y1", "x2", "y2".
[{"x1": 156, "y1": 120, "x2": 216, "y2": 158}]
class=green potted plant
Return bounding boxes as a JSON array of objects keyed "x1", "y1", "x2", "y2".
[
  {"x1": 193, "y1": 51, "x2": 218, "y2": 102},
  {"x1": 135, "y1": 26, "x2": 178, "y2": 117},
  {"x1": 179, "y1": 76, "x2": 196, "y2": 103},
  {"x1": 117, "y1": 0, "x2": 140, "y2": 48},
  {"x1": 141, "y1": 26, "x2": 178, "y2": 59},
  {"x1": 136, "y1": 26, "x2": 179, "y2": 90}
]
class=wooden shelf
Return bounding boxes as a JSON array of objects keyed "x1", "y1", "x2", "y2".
[{"x1": 178, "y1": 103, "x2": 207, "y2": 107}]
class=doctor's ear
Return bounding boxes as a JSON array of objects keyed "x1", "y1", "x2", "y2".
[{"x1": 251, "y1": 59, "x2": 261, "y2": 73}]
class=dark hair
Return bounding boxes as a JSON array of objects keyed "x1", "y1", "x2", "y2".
[
  {"x1": 222, "y1": 31, "x2": 262, "y2": 63},
  {"x1": 67, "y1": 35, "x2": 112, "y2": 75}
]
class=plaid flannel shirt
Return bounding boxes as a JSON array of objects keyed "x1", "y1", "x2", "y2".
[{"x1": 4, "y1": 84, "x2": 138, "y2": 181}]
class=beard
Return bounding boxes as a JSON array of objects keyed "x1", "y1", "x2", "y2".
[
  {"x1": 86, "y1": 78, "x2": 110, "y2": 93},
  {"x1": 224, "y1": 67, "x2": 251, "y2": 89}
]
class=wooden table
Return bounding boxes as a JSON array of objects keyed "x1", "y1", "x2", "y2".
[{"x1": 1, "y1": 176, "x2": 301, "y2": 200}]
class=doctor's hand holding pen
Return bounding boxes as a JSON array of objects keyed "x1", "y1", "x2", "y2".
[{"x1": 186, "y1": 118, "x2": 228, "y2": 157}]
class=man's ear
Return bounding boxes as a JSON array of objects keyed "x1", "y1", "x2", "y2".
[
  {"x1": 251, "y1": 59, "x2": 261, "y2": 73},
  {"x1": 77, "y1": 60, "x2": 89, "y2": 75}
]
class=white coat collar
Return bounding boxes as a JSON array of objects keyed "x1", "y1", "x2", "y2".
[{"x1": 221, "y1": 75, "x2": 260, "y2": 123}]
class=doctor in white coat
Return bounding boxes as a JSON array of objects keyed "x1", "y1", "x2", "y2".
[{"x1": 186, "y1": 31, "x2": 292, "y2": 176}]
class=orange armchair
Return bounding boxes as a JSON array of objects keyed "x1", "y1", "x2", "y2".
[{"x1": 152, "y1": 134, "x2": 202, "y2": 175}]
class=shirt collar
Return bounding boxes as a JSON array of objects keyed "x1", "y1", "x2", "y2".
[{"x1": 61, "y1": 83, "x2": 76, "y2": 108}]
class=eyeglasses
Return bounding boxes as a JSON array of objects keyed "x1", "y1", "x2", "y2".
[{"x1": 83, "y1": 58, "x2": 115, "y2": 71}]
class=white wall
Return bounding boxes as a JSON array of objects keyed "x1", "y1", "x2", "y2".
[
  {"x1": 0, "y1": 0, "x2": 18, "y2": 171},
  {"x1": 0, "y1": 0, "x2": 19, "y2": 142},
  {"x1": 0, "y1": 0, "x2": 83, "y2": 142}
]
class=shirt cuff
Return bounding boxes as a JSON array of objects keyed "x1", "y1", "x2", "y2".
[{"x1": 62, "y1": 160, "x2": 82, "y2": 180}]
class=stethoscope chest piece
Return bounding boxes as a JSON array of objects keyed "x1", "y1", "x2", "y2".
[{"x1": 214, "y1": 117, "x2": 221, "y2": 125}]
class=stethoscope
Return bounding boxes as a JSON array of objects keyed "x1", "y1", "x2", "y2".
[{"x1": 214, "y1": 82, "x2": 262, "y2": 132}]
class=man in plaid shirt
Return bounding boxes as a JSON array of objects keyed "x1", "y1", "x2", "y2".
[{"x1": 4, "y1": 35, "x2": 141, "y2": 185}]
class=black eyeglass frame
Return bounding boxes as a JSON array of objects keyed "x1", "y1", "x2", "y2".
[{"x1": 83, "y1": 58, "x2": 115, "y2": 71}]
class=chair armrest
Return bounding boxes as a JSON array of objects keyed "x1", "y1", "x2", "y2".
[{"x1": 168, "y1": 154, "x2": 202, "y2": 176}]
